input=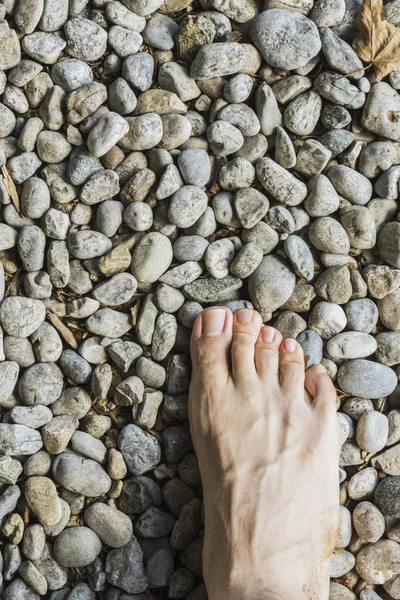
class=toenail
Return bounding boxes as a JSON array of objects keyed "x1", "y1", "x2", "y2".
[
  {"x1": 236, "y1": 309, "x2": 253, "y2": 323},
  {"x1": 284, "y1": 338, "x2": 297, "y2": 352},
  {"x1": 262, "y1": 326, "x2": 275, "y2": 343},
  {"x1": 201, "y1": 308, "x2": 227, "y2": 336},
  {"x1": 315, "y1": 364, "x2": 327, "y2": 374}
]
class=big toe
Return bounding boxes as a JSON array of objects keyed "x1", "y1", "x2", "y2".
[{"x1": 190, "y1": 307, "x2": 233, "y2": 379}]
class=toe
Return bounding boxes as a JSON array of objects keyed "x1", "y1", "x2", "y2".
[
  {"x1": 190, "y1": 307, "x2": 233, "y2": 381},
  {"x1": 254, "y1": 326, "x2": 282, "y2": 384},
  {"x1": 231, "y1": 308, "x2": 263, "y2": 382},
  {"x1": 279, "y1": 337, "x2": 305, "y2": 394},
  {"x1": 305, "y1": 364, "x2": 337, "y2": 414}
]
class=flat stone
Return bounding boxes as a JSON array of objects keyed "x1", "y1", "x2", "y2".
[
  {"x1": 250, "y1": 9, "x2": 321, "y2": 70},
  {"x1": 337, "y1": 359, "x2": 398, "y2": 399}
]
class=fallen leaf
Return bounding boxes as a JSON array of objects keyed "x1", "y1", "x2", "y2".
[{"x1": 354, "y1": 0, "x2": 400, "y2": 81}]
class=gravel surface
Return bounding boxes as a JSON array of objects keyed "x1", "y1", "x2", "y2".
[{"x1": 0, "y1": 0, "x2": 400, "y2": 598}]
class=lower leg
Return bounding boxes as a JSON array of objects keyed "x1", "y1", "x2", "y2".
[{"x1": 189, "y1": 307, "x2": 341, "y2": 600}]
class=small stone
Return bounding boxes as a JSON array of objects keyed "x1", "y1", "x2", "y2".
[
  {"x1": 65, "y1": 18, "x2": 107, "y2": 61},
  {"x1": 25, "y1": 476, "x2": 62, "y2": 527},
  {"x1": 190, "y1": 43, "x2": 245, "y2": 80},
  {"x1": 84, "y1": 503, "x2": 133, "y2": 548},
  {"x1": 54, "y1": 526, "x2": 102, "y2": 568},
  {"x1": 119, "y1": 424, "x2": 161, "y2": 476},
  {"x1": 355, "y1": 539, "x2": 400, "y2": 584},
  {"x1": 284, "y1": 91, "x2": 322, "y2": 136},
  {"x1": 362, "y1": 82, "x2": 400, "y2": 141},
  {"x1": 131, "y1": 232, "x2": 173, "y2": 284},
  {"x1": 250, "y1": 9, "x2": 321, "y2": 70},
  {"x1": 256, "y1": 157, "x2": 307, "y2": 206},
  {"x1": 337, "y1": 359, "x2": 398, "y2": 399},
  {"x1": 52, "y1": 452, "x2": 111, "y2": 497},
  {"x1": 249, "y1": 255, "x2": 295, "y2": 317}
]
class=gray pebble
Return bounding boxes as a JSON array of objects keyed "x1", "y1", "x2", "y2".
[
  {"x1": 22, "y1": 32, "x2": 66, "y2": 64},
  {"x1": 0, "y1": 297, "x2": 45, "y2": 338},
  {"x1": 378, "y1": 222, "x2": 400, "y2": 269},
  {"x1": 314, "y1": 71, "x2": 366, "y2": 109},
  {"x1": 297, "y1": 329, "x2": 323, "y2": 368},
  {"x1": 54, "y1": 526, "x2": 102, "y2": 568},
  {"x1": 362, "y1": 82, "x2": 400, "y2": 141},
  {"x1": 250, "y1": 9, "x2": 321, "y2": 70},
  {"x1": 67, "y1": 230, "x2": 112, "y2": 260},
  {"x1": 87, "y1": 112, "x2": 129, "y2": 158},
  {"x1": 190, "y1": 43, "x2": 245, "y2": 79},
  {"x1": 119, "y1": 424, "x2": 161, "y2": 476},
  {"x1": 108, "y1": 26, "x2": 143, "y2": 57},
  {"x1": 0, "y1": 425, "x2": 42, "y2": 457},
  {"x1": 284, "y1": 91, "x2": 322, "y2": 136},
  {"x1": 64, "y1": 18, "x2": 107, "y2": 61},
  {"x1": 256, "y1": 157, "x2": 307, "y2": 206},
  {"x1": 52, "y1": 452, "x2": 111, "y2": 496},
  {"x1": 284, "y1": 235, "x2": 314, "y2": 281},
  {"x1": 249, "y1": 255, "x2": 295, "y2": 316},
  {"x1": 105, "y1": 536, "x2": 147, "y2": 594},
  {"x1": 338, "y1": 359, "x2": 398, "y2": 399},
  {"x1": 86, "y1": 308, "x2": 132, "y2": 338}
]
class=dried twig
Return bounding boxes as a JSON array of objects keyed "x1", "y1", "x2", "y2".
[
  {"x1": 47, "y1": 312, "x2": 79, "y2": 349},
  {"x1": 313, "y1": 64, "x2": 373, "y2": 91},
  {"x1": 1, "y1": 165, "x2": 21, "y2": 213}
]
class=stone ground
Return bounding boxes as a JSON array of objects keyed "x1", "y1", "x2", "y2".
[{"x1": 1, "y1": 0, "x2": 400, "y2": 598}]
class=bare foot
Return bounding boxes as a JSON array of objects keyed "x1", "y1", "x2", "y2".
[{"x1": 189, "y1": 307, "x2": 341, "y2": 600}]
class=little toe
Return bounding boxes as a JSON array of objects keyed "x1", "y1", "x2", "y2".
[
  {"x1": 279, "y1": 337, "x2": 305, "y2": 395},
  {"x1": 305, "y1": 365, "x2": 337, "y2": 414},
  {"x1": 254, "y1": 326, "x2": 282, "y2": 383},
  {"x1": 231, "y1": 308, "x2": 263, "y2": 382},
  {"x1": 190, "y1": 307, "x2": 233, "y2": 380}
]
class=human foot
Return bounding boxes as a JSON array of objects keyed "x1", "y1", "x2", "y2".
[{"x1": 189, "y1": 307, "x2": 342, "y2": 600}]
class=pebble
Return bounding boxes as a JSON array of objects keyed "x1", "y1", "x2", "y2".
[
  {"x1": 249, "y1": 255, "x2": 296, "y2": 316},
  {"x1": 362, "y1": 82, "x2": 400, "y2": 141},
  {"x1": 87, "y1": 112, "x2": 129, "y2": 158},
  {"x1": 84, "y1": 503, "x2": 133, "y2": 548},
  {"x1": 54, "y1": 526, "x2": 102, "y2": 568},
  {"x1": 309, "y1": 217, "x2": 350, "y2": 255},
  {"x1": 353, "y1": 501, "x2": 385, "y2": 543},
  {"x1": 327, "y1": 332, "x2": 377, "y2": 360},
  {"x1": 131, "y1": 232, "x2": 173, "y2": 284},
  {"x1": 344, "y1": 299, "x2": 378, "y2": 333},
  {"x1": 52, "y1": 453, "x2": 111, "y2": 497},
  {"x1": 356, "y1": 411, "x2": 389, "y2": 452},
  {"x1": 25, "y1": 476, "x2": 63, "y2": 527},
  {"x1": 64, "y1": 18, "x2": 107, "y2": 61},
  {"x1": 118, "y1": 424, "x2": 161, "y2": 476},
  {"x1": 105, "y1": 536, "x2": 147, "y2": 594},
  {"x1": 309, "y1": 302, "x2": 347, "y2": 340},
  {"x1": 284, "y1": 91, "x2": 322, "y2": 136},
  {"x1": 256, "y1": 157, "x2": 307, "y2": 206},
  {"x1": 190, "y1": 43, "x2": 245, "y2": 79},
  {"x1": 355, "y1": 539, "x2": 400, "y2": 584},
  {"x1": 375, "y1": 477, "x2": 400, "y2": 518},
  {"x1": 348, "y1": 468, "x2": 379, "y2": 501},
  {"x1": 250, "y1": 9, "x2": 321, "y2": 70},
  {"x1": 337, "y1": 360, "x2": 398, "y2": 399}
]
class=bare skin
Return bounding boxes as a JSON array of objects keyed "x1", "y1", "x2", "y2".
[{"x1": 188, "y1": 307, "x2": 342, "y2": 600}]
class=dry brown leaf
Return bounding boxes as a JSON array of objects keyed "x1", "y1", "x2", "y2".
[
  {"x1": 1, "y1": 165, "x2": 21, "y2": 213},
  {"x1": 354, "y1": 0, "x2": 400, "y2": 81}
]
